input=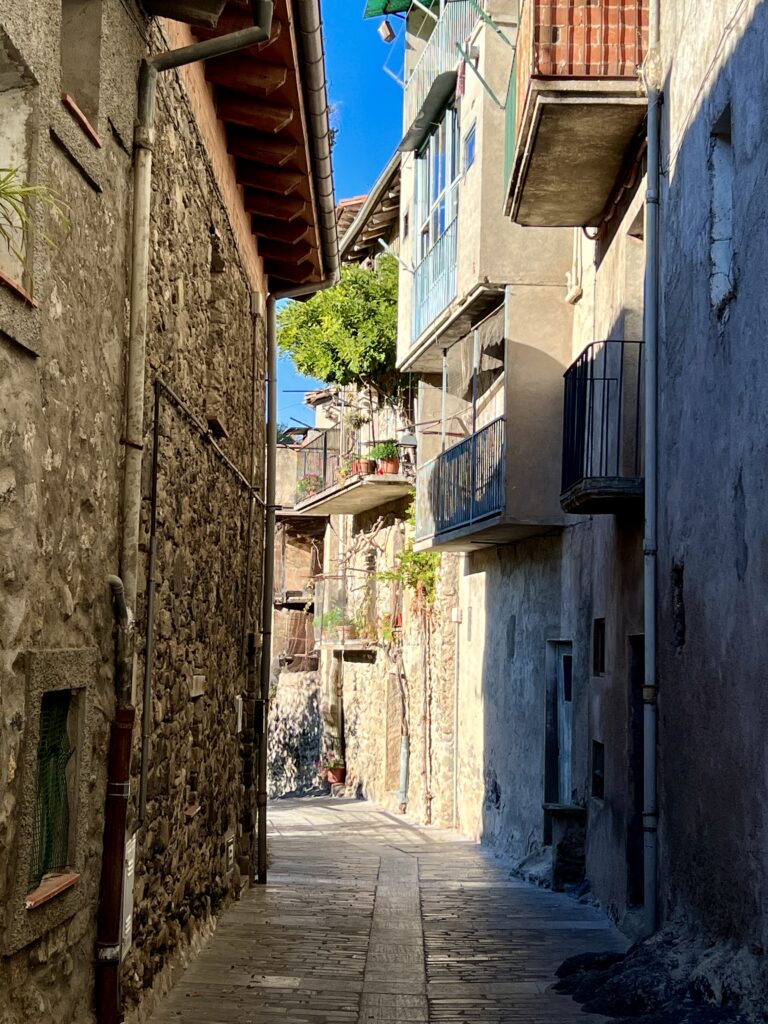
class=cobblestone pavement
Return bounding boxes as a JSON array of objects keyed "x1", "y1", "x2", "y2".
[{"x1": 150, "y1": 798, "x2": 628, "y2": 1024}]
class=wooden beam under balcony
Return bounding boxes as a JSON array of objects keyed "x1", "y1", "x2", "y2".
[{"x1": 216, "y1": 93, "x2": 294, "y2": 133}]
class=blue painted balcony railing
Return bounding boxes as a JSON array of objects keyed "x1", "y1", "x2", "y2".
[
  {"x1": 416, "y1": 417, "x2": 505, "y2": 541},
  {"x1": 404, "y1": 0, "x2": 479, "y2": 131},
  {"x1": 412, "y1": 218, "x2": 458, "y2": 343}
]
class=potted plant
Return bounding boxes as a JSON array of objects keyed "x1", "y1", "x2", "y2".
[
  {"x1": 316, "y1": 608, "x2": 343, "y2": 636},
  {"x1": 369, "y1": 440, "x2": 400, "y2": 474},
  {"x1": 313, "y1": 750, "x2": 346, "y2": 785},
  {"x1": 351, "y1": 454, "x2": 377, "y2": 476},
  {"x1": 337, "y1": 616, "x2": 357, "y2": 641},
  {"x1": 296, "y1": 472, "x2": 323, "y2": 501}
]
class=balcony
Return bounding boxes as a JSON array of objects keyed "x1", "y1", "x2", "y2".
[
  {"x1": 412, "y1": 218, "x2": 458, "y2": 343},
  {"x1": 561, "y1": 340, "x2": 644, "y2": 514},
  {"x1": 504, "y1": 0, "x2": 649, "y2": 226},
  {"x1": 294, "y1": 429, "x2": 413, "y2": 516},
  {"x1": 416, "y1": 418, "x2": 505, "y2": 544},
  {"x1": 402, "y1": 1, "x2": 478, "y2": 144},
  {"x1": 414, "y1": 304, "x2": 569, "y2": 551}
]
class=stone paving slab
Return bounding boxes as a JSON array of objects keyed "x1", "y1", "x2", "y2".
[{"x1": 149, "y1": 798, "x2": 627, "y2": 1024}]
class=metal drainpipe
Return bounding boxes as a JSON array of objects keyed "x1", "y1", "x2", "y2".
[
  {"x1": 99, "y1": 10, "x2": 275, "y2": 1024},
  {"x1": 642, "y1": 0, "x2": 662, "y2": 938},
  {"x1": 95, "y1": 578, "x2": 136, "y2": 1024}
]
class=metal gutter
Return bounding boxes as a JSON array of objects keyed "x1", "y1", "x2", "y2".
[{"x1": 293, "y1": 0, "x2": 340, "y2": 285}]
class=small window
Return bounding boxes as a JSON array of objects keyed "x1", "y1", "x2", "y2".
[
  {"x1": 463, "y1": 122, "x2": 476, "y2": 172},
  {"x1": 29, "y1": 691, "x2": 75, "y2": 891},
  {"x1": 591, "y1": 741, "x2": 605, "y2": 800},
  {"x1": 60, "y1": 0, "x2": 102, "y2": 125},
  {"x1": 0, "y1": 32, "x2": 35, "y2": 286},
  {"x1": 592, "y1": 618, "x2": 606, "y2": 675}
]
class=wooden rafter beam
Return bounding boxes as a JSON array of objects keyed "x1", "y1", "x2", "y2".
[
  {"x1": 250, "y1": 217, "x2": 312, "y2": 244},
  {"x1": 236, "y1": 160, "x2": 303, "y2": 195},
  {"x1": 244, "y1": 189, "x2": 307, "y2": 221},
  {"x1": 205, "y1": 56, "x2": 288, "y2": 97},
  {"x1": 226, "y1": 130, "x2": 299, "y2": 167},
  {"x1": 258, "y1": 238, "x2": 315, "y2": 263},
  {"x1": 264, "y1": 259, "x2": 316, "y2": 284},
  {"x1": 216, "y1": 93, "x2": 294, "y2": 133}
]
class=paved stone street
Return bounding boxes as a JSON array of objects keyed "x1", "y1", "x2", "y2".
[{"x1": 150, "y1": 799, "x2": 627, "y2": 1024}]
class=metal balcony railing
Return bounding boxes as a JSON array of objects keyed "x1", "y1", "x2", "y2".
[
  {"x1": 561, "y1": 340, "x2": 644, "y2": 496},
  {"x1": 412, "y1": 218, "x2": 458, "y2": 342},
  {"x1": 416, "y1": 417, "x2": 505, "y2": 541},
  {"x1": 404, "y1": 0, "x2": 479, "y2": 132},
  {"x1": 296, "y1": 428, "x2": 341, "y2": 502}
]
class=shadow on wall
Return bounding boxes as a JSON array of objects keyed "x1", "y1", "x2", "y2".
[
  {"x1": 654, "y1": 0, "x2": 768, "y2": 952},
  {"x1": 467, "y1": 307, "x2": 646, "y2": 931}
]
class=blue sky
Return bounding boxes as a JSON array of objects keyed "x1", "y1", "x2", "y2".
[{"x1": 277, "y1": 2, "x2": 404, "y2": 425}]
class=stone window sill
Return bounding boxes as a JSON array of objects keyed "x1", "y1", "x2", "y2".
[
  {"x1": 25, "y1": 871, "x2": 80, "y2": 911},
  {"x1": 0, "y1": 268, "x2": 37, "y2": 308},
  {"x1": 61, "y1": 94, "x2": 103, "y2": 149}
]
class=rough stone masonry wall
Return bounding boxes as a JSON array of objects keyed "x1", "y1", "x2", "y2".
[
  {"x1": 122, "y1": 55, "x2": 265, "y2": 1021},
  {"x1": 267, "y1": 671, "x2": 323, "y2": 799},
  {"x1": 324, "y1": 501, "x2": 459, "y2": 826},
  {"x1": 0, "y1": 6, "x2": 266, "y2": 1023},
  {"x1": 0, "y1": 1, "x2": 140, "y2": 1021}
]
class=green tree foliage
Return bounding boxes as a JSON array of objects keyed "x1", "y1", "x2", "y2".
[{"x1": 277, "y1": 254, "x2": 399, "y2": 393}]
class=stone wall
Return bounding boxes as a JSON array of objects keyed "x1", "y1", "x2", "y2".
[
  {"x1": 316, "y1": 499, "x2": 460, "y2": 826},
  {"x1": 267, "y1": 671, "x2": 323, "y2": 798},
  {"x1": 0, "y1": 5, "x2": 266, "y2": 1022},
  {"x1": 124, "y1": 41, "x2": 265, "y2": 1021},
  {"x1": 0, "y1": 1, "x2": 140, "y2": 1019}
]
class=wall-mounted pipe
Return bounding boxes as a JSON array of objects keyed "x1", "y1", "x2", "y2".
[
  {"x1": 137, "y1": 380, "x2": 161, "y2": 829},
  {"x1": 95, "y1": 578, "x2": 136, "y2": 1024},
  {"x1": 101, "y1": 9, "x2": 275, "y2": 1024},
  {"x1": 642, "y1": 0, "x2": 661, "y2": 938}
]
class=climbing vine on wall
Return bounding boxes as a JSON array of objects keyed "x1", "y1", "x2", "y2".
[{"x1": 376, "y1": 502, "x2": 439, "y2": 607}]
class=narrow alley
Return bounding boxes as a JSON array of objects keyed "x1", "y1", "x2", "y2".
[{"x1": 149, "y1": 800, "x2": 626, "y2": 1024}]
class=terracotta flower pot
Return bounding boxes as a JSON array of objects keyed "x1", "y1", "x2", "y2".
[
  {"x1": 337, "y1": 624, "x2": 357, "y2": 641},
  {"x1": 378, "y1": 457, "x2": 400, "y2": 475},
  {"x1": 326, "y1": 767, "x2": 346, "y2": 785},
  {"x1": 351, "y1": 458, "x2": 376, "y2": 475}
]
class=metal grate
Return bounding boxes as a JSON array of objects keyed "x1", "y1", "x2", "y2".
[{"x1": 28, "y1": 691, "x2": 73, "y2": 890}]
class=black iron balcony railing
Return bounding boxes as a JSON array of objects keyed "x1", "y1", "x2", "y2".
[
  {"x1": 416, "y1": 417, "x2": 505, "y2": 541},
  {"x1": 296, "y1": 428, "x2": 341, "y2": 502},
  {"x1": 561, "y1": 340, "x2": 644, "y2": 513}
]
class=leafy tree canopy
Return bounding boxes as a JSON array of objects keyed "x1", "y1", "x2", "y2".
[{"x1": 277, "y1": 253, "x2": 399, "y2": 393}]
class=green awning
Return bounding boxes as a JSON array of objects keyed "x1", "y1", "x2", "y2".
[{"x1": 363, "y1": 0, "x2": 437, "y2": 18}]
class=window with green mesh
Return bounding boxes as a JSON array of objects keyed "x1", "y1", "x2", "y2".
[{"x1": 28, "y1": 690, "x2": 74, "y2": 890}]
